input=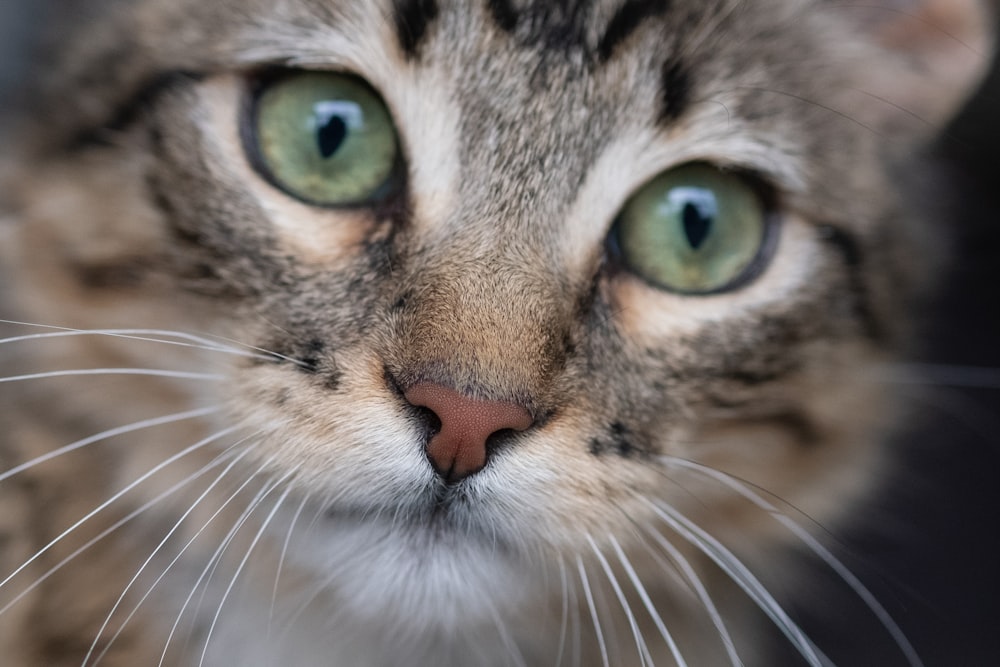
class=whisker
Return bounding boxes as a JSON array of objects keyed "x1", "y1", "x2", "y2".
[
  {"x1": 104, "y1": 451, "x2": 271, "y2": 667},
  {"x1": 554, "y1": 557, "x2": 570, "y2": 667},
  {"x1": 611, "y1": 533, "x2": 697, "y2": 667},
  {"x1": 0, "y1": 446, "x2": 244, "y2": 620},
  {"x1": 575, "y1": 555, "x2": 610, "y2": 667},
  {"x1": 81, "y1": 439, "x2": 260, "y2": 667},
  {"x1": 184, "y1": 474, "x2": 287, "y2": 657},
  {"x1": 158, "y1": 463, "x2": 279, "y2": 667},
  {"x1": 198, "y1": 474, "x2": 297, "y2": 667},
  {"x1": 641, "y1": 497, "x2": 827, "y2": 667},
  {"x1": 269, "y1": 493, "x2": 310, "y2": 634},
  {"x1": 0, "y1": 328, "x2": 265, "y2": 362},
  {"x1": 0, "y1": 368, "x2": 225, "y2": 383},
  {"x1": 736, "y1": 85, "x2": 883, "y2": 138},
  {"x1": 586, "y1": 534, "x2": 657, "y2": 667},
  {"x1": 0, "y1": 319, "x2": 309, "y2": 368},
  {"x1": 0, "y1": 406, "x2": 218, "y2": 484},
  {"x1": 567, "y1": 555, "x2": 582, "y2": 667},
  {"x1": 633, "y1": 527, "x2": 742, "y2": 667},
  {"x1": 832, "y1": 4, "x2": 987, "y2": 56},
  {"x1": 0, "y1": 423, "x2": 241, "y2": 592},
  {"x1": 482, "y1": 592, "x2": 529, "y2": 667},
  {"x1": 661, "y1": 457, "x2": 923, "y2": 667}
]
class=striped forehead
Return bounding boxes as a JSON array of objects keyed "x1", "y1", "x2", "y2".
[
  {"x1": 393, "y1": 0, "x2": 672, "y2": 61},
  {"x1": 235, "y1": 0, "x2": 801, "y2": 247},
  {"x1": 389, "y1": 0, "x2": 693, "y2": 117},
  {"x1": 270, "y1": 0, "x2": 698, "y2": 123}
]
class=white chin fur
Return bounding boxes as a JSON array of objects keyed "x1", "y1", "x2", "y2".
[{"x1": 288, "y1": 518, "x2": 537, "y2": 635}]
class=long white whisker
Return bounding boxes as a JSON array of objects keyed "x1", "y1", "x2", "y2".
[
  {"x1": 576, "y1": 555, "x2": 610, "y2": 667},
  {"x1": 554, "y1": 557, "x2": 570, "y2": 667},
  {"x1": 0, "y1": 422, "x2": 239, "y2": 592},
  {"x1": 0, "y1": 407, "x2": 218, "y2": 484},
  {"x1": 549, "y1": 554, "x2": 583, "y2": 667},
  {"x1": 567, "y1": 555, "x2": 582, "y2": 667},
  {"x1": 81, "y1": 439, "x2": 259, "y2": 667},
  {"x1": 482, "y1": 592, "x2": 529, "y2": 667},
  {"x1": 0, "y1": 329, "x2": 248, "y2": 357},
  {"x1": 158, "y1": 462, "x2": 278, "y2": 667},
  {"x1": 269, "y1": 493, "x2": 310, "y2": 634},
  {"x1": 185, "y1": 475, "x2": 285, "y2": 655},
  {"x1": 661, "y1": 457, "x2": 922, "y2": 667},
  {"x1": 0, "y1": 368, "x2": 225, "y2": 383},
  {"x1": 634, "y1": 527, "x2": 742, "y2": 667},
  {"x1": 586, "y1": 535, "x2": 656, "y2": 667},
  {"x1": 0, "y1": 319, "x2": 308, "y2": 368},
  {"x1": 97, "y1": 448, "x2": 269, "y2": 667},
  {"x1": 608, "y1": 534, "x2": 695, "y2": 667},
  {"x1": 198, "y1": 475, "x2": 297, "y2": 667},
  {"x1": 0, "y1": 446, "x2": 242, "y2": 620},
  {"x1": 642, "y1": 497, "x2": 826, "y2": 667}
]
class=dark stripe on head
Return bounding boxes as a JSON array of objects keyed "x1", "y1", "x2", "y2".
[
  {"x1": 487, "y1": 0, "x2": 520, "y2": 32},
  {"x1": 659, "y1": 57, "x2": 690, "y2": 124},
  {"x1": 597, "y1": 0, "x2": 670, "y2": 62},
  {"x1": 393, "y1": 0, "x2": 440, "y2": 59},
  {"x1": 486, "y1": 0, "x2": 597, "y2": 53}
]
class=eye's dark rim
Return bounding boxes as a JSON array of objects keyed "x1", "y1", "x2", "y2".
[
  {"x1": 240, "y1": 67, "x2": 407, "y2": 211},
  {"x1": 606, "y1": 162, "x2": 782, "y2": 297}
]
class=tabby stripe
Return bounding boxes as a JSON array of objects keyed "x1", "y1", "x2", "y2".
[
  {"x1": 597, "y1": 0, "x2": 670, "y2": 62},
  {"x1": 658, "y1": 57, "x2": 690, "y2": 124},
  {"x1": 68, "y1": 71, "x2": 204, "y2": 150},
  {"x1": 818, "y1": 225, "x2": 884, "y2": 342},
  {"x1": 393, "y1": 0, "x2": 440, "y2": 59},
  {"x1": 485, "y1": 0, "x2": 595, "y2": 52},
  {"x1": 486, "y1": 0, "x2": 520, "y2": 33}
]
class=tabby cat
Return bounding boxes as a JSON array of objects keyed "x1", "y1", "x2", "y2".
[{"x1": 0, "y1": 0, "x2": 993, "y2": 665}]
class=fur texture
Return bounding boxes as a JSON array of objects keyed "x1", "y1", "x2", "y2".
[{"x1": 0, "y1": 1, "x2": 993, "y2": 665}]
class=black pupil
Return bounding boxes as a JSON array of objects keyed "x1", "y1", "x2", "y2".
[
  {"x1": 317, "y1": 115, "x2": 348, "y2": 159},
  {"x1": 682, "y1": 201, "x2": 713, "y2": 250}
]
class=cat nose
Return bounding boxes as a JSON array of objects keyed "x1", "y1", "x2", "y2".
[{"x1": 403, "y1": 382, "x2": 534, "y2": 483}]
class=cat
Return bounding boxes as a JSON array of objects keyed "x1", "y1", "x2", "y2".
[{"x1": 0, "y1": 0, "x2": 994, "y2": 665}]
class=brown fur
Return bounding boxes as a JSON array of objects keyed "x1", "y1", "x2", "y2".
[{"x1": 0, "y1": 1, "x2": 993, "y2": 664}]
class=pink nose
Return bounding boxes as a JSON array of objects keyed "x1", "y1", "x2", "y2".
[{"x1": 404, "y1": 382, "x2": 534, "y2": 483}]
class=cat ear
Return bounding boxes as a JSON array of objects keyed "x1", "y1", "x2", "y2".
[{"x1": 832, "y1": 0, "x2": 996, "y2": 137}]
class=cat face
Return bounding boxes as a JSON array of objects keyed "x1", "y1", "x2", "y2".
[{"x1": 0, "y1": 0, "x2": 992, "y2": 664}]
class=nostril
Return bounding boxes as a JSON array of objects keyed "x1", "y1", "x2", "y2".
[
  {"x1": 411, "y1": 405, "x2": 442, "y2": 436},
  {"x1": 403, "y1": 382, "x2": 534, "y2": 483}
]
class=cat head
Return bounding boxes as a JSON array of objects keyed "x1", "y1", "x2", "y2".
[{"x1": 2, "y1": 0, "x2": 994, "y2": 647}]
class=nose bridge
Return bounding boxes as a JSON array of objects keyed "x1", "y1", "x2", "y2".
[{"x1": 391, "y1": 252, "x2": 568, "y2": 404}]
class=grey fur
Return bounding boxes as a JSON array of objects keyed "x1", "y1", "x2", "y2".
[{"x1": 0, "y1": 0, "x2": 992, "y2": 665}]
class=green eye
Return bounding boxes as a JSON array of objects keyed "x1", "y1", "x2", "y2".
[
  {"x1": 613, "y1": 164, "x2": 772, "y2": 294},
  {"x1": 251, "y1": 71, "x2": 400, "y2": 206}
]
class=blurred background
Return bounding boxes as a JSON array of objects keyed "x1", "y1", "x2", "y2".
[
  {"x1": 1, "y1": 2, "x2": 999, "y2": 665},
  {"x1": 774, "y1": 7, "x2": 1000, "y2": 665},
  {"x1": 785, "y1": 26, "x2": 1000, "y2": 662}
]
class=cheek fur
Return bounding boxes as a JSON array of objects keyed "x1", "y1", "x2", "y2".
[{"x1": 0, "y1": 0, "x2": 992, "y2": 665}]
